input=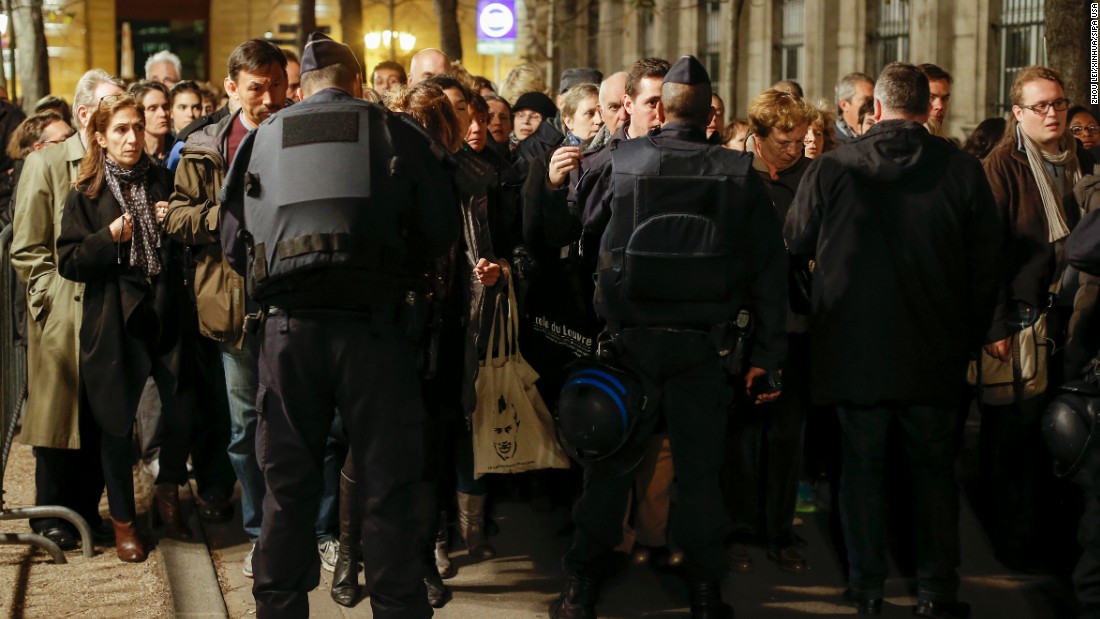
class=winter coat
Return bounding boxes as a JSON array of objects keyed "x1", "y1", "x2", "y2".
[
  {"x1": 784, "y1": 119, "x2": 1006, "y2": 406},
  {"x1": 9, "y1": 134, "x2": 84, "y2": 448},
  {"x1": 445, "y1": 149, "x2": 499, "y2": 416},
  {"x1": 982, "y1": 133, "x2": 1094, "y2": 341},
  {"x1": 164, "y1": 111, "x2": 247, "y2": 348},
  {"x1": 56, "y1": 165, "x2": 184, "y2": 437}
]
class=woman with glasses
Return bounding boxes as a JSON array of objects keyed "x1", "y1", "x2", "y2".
[
  {"x1": 127, "y1": 81, "x2": 172, "y2": 166},
  {"x1": 726, "y1": 87, "x2": 817, "y2": 576},
  {"x1": 1069, "y1": 105, "x2": 1100, "y2": 153},
  {"x1": 56, "y1": 93, "x2": 186, "y2": 563}
]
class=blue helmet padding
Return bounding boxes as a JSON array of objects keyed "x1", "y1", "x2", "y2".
[
  {"x1": 564, "y1": 377, "x2": 628, "y2": 430},
  {"x1": 573, "y1": 368, "x2": 627, "y2": 395}
]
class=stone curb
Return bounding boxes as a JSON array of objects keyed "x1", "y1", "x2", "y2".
[{"x1": 156, "y1": 480, "x2": 229, "y2": 619}]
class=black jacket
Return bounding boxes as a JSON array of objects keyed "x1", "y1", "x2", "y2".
[
  {"x1": 784, "y1": 119, "x2": 1006, "y2": 406},
  {"x1": 57, "y1": 164, "x2": 183, "y2": 436}
]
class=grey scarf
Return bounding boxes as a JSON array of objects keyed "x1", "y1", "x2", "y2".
[
  {"x1": 104, "y1": 155, "x2": 161, "y2": 277},
  {"x1": 1018, "y1": 125, "x2": 1082, "y2": 243}
]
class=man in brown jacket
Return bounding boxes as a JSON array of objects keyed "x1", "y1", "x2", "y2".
[
  {"x1": 164, "y1": 39, "x2": 288, "y2": 578},
  {"x1": 11, "y1": 69, "x2": 124, "y2": 549},
  {"x1": 980, "y1": 65, "x2": 1094, "y2": 571}
]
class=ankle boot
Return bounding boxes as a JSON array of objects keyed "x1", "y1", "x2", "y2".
[
  {"x1": 112, "y1": 519, "x2": 146, "y2": 563},
  {"x1": 434, "y1": 509, "x2": 455, "y2": 579},
  {"x1": 689, "y1": 580, "x2": 734, "y2": 619},
  {"x1": 155, "y1": 483, "x2": 192, "y2": 540},
  {"x1": 424, "y1": 568, "x2": 451, "y2": 608},
  {"x1": 456, "y1": 492, "x2": 495, "y2": 560},
  {"x1": 549, "y1": 573, "x2": 599, "y2": 619},
  {"x1": 331, "y1": 472, "x2": 361, "y2": 607}
]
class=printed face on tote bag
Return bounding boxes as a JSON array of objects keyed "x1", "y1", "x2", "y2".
[{"x1": 493, "y1": 395, "x2": 521, "y2": 461}]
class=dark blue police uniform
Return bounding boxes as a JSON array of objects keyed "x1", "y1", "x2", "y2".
[
  {"x1": 551, "y1": 55, "x2": 788, "y2": 619},
  {"x1": 219, "y1": 33, "x2": 459, "y2": 619}
]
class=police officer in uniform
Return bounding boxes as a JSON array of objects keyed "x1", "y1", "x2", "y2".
[
  {"x1": 549, "y1": 56, "x2": 788, "y2": 619},
  {"x1": 219, "y1": 33, "x2": 458, "y2": 619}
]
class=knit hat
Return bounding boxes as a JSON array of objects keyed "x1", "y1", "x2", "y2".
[{"x1": 513, "y1": 91, "x2": 557, "y2": 119}]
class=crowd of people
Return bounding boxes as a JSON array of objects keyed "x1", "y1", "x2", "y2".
[{"x1": 2, "y1": 28, "x2": 1100, "y2": 619}]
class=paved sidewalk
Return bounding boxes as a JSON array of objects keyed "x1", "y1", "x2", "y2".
[
  {"x1": 170, "y1": 413, "x2": 1083, "y2": 619},
  {"x1": 192, "y1": 492, "x2": 1078, "y2": 619}
]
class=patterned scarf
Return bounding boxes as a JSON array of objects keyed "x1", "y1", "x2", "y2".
[
  {"x1": 1018, "y1": 124, "x2": 1082, "y2": 243},
  {"x1": 104, "y1": 155, "x2": 161, "y2": 277}
]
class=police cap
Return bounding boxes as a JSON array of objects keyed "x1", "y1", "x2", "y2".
[
  {"x1": 300, "y1": 32, "x2": 362, "y2": 76},
  {"x1": 665, "y1": 55, "x2": 710, "y2": 88}
]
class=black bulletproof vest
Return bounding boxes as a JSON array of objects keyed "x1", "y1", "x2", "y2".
[
  {"x1": 595, "y1": 133, "x2": 752, "y2": 326},
  {"x1": 242, "y1": 97, "x2": 428, "y2": 305}
]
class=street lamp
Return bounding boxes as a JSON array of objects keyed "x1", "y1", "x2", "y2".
[
  {"x1": 364, "y1": 31, "x2": 416, "y2": 51},
  {"x1": 364, "y1": 30, "x2": 415, "y2": 62}
]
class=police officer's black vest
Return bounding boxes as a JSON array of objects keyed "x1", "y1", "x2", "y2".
[
  {"x1": 595, "y1": 133, "x2": 751, "y2": 326},
  {"x1": 242, "y1": 96, "x2": 443, "y2": 306}
]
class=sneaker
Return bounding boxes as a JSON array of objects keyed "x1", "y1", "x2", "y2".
[
  {"x1": 318, "y1": 538, "x2": 338, "y2": 573},
  {"x1": 243, "y1": 544, "x2": 255, "y2": 579},
  {"x1": 795, "y1": 481, "x2": 817, "y2": 513}
]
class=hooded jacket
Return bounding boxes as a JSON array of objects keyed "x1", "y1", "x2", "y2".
[{"x1": 785, "y1": 119, "x2": 1006, "y2": 406}]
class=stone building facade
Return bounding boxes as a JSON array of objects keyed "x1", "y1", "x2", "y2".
[
  {"x1": 535, "y1": 0, "x2": 1055, "y2": 140},
  {"x1": 28, "y1": 0, "x2": 1063, "y2": 141}
]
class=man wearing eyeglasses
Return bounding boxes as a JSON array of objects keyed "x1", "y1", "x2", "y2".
[{"x1": 980, "y1": 65, "x2": 1095, "y2": 573}]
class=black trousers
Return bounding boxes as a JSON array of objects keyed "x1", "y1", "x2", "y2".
[
  {"x1": 978, "y1": 395, "x2": 1052, "y2": 561},
  {"x1": 837, "y1": 404, "x2": 961, "y2": 602},
  {"x1": 251, "y1": 309, "x2": 430, "y2": 619},
  {"x1": 1076, "y1": 490, "x2": 1100, "y2": 612},
  {"x1": 564, "y1": 327, "x2": 733, "y2": 582},
  {"x1": 182, "y1": 336, "x2": 235, "y2": 499},
  {"x1": 725, "y1": 332, "x2": 808, "y2": 549},
  {"x1": 31, "y1": 408, "x2": 106, "y2": 533}
]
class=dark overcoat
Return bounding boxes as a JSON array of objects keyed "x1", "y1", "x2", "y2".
[{"x1": 57, "y1": 164, "x2": 182, "y2": 437}]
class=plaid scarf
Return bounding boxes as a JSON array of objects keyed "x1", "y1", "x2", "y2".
[{"x1": 104, "y1": 155, "x2": 161, "y2": 277}]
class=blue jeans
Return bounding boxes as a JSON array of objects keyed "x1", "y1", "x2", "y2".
[
  {"x1": 221, "y1": 337, "x2": 264, "y2": 542},
  {"x1": 316, "y1": 413, "x2": 348, "y2": 541},
  {"x1": 837, "y1": 403, "x2": 961, "y2": 602}
]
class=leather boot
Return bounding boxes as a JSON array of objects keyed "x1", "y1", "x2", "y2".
[
  {"x1": 434, "y1": 509, "x2": 455, "y2": 579},
  {"x1": 112, "y1": 519, "x2": 146, "y2": 563},
  {"x1": 155, "y1": 483, "x2": 192, "y2": 541},
  {"x1": 549, "y1": 573, "x2": 599, "y2": 619},
  {"x1": 457, "y1": 492, "x2": 495, "y2": 560},
  {"x1": 424, "y1": 568, "x2": 451, "y2": 608},
  {"x1": 689, "y1": 580, "x2": 734, "y2": 619},
  {"x1": 331, "y1": 472, "x2": 361, "y2": 607}
]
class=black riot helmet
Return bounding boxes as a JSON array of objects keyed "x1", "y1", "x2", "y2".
[
  {"x1": 556, "y1": 357, "x2": 652, "y2": 478},
  {"x1": 1042, "y1": 384, "x2": 1100, "y2": 483}
]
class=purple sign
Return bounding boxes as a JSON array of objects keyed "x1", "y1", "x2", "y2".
[{"x1": 477, "y1": 0, "x2": 516, "y2": 41}]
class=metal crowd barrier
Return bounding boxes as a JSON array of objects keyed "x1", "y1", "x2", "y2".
[{"x1": 0, "y1": 224, "x2": 91, "y2": 562}]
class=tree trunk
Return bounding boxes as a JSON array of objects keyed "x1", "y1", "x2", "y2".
[
  {"x1": 339, "y1": 0, "x2": 365, "y2": 75},
  {"x1": 1044, "y1": 0, "x2": 1089, "y2": 109},
  {"x1": 433, "y1": 0, "x2": 462, "y2": 62},
  {"x1": 11, "y1": 0, "x2": 47, "y2": 114},
  {"x1": 299, "y1": 0, "x2": 317, "y2": 54}
]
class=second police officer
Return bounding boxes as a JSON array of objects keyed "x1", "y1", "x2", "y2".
[
  {"x1": 549, "y1": 56, "x2": 788, "y2": 619},
  {"x1": 219, "y1": 33, "x2": 459, "y2": 619}
]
